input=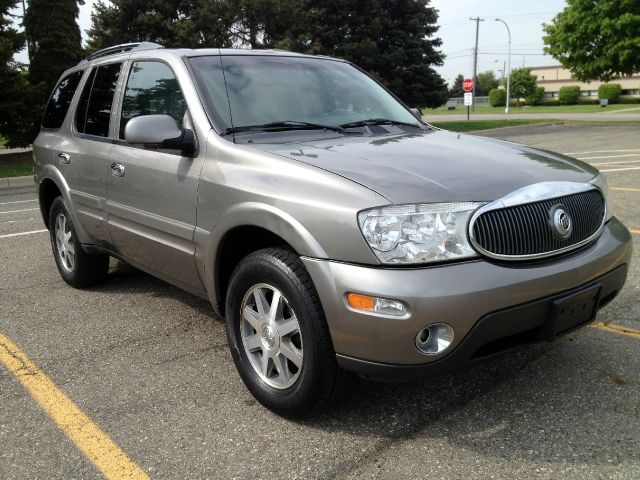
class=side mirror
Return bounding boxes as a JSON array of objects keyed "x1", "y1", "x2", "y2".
[
  {"x1": 409, "y1": 108, "x2": 423, "y2": 121},
  {"x1": 124, "y1": 114, "x2": 197, "y2": 157}
]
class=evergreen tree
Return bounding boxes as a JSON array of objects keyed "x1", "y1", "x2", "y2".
[
  {"x1": 24, "y1": 0, "x2": 83, "y2": 93},
  {"x1": 87, "y1": 0, "x2": 236, "y2": 51},
  {"x1": 304, "y1": 0, "x2": 447, "y2": 107},
  {"x1": 0, "y1": 0, "x2": 39, "y2": 146},
  {"x1": 87, "y1": 0, "x2": 448, "y2": 107},
  {"x1": 449, "y1": 74, "x2": 465, "y2": 97}
]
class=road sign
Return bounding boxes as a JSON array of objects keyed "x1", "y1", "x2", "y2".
[
  {"x1": 464, "y1": 92, "x2": 473, "y2": 106},
  {"x1": 463, "y1": 78, "x2": 474, "y2": 92}
]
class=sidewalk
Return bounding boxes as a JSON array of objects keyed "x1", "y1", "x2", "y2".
[{"x1": 0, "y1": 175, "x2": 34, "y2": 189}]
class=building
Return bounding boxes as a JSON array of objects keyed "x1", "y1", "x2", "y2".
[{"x1": 529, "y1": 65, "x2": 640, "y2": 99}]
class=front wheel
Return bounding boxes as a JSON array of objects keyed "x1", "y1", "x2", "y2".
[
  {"x1": 225, "y1": 248, "x2": 348, "y2": 417},
  {"x1": 48, "y1": 197, "x2": 109, "y2": 288}
]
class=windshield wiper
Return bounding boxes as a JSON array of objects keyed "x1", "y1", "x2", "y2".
[
  {"x1": 225, "y1": 120, "x2": 344, "y2": 135},
  {"x1": 340, "y1": 118, "x2": 421, "y2": 129}
]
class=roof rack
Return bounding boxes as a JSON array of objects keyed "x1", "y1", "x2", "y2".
[{"x1": 79, "y1": 42, "x2": 164, "y2": 65}]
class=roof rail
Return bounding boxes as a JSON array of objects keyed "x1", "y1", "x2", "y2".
[{"x1": 79, "y1": 42, "x2": 163, "y2": 65}]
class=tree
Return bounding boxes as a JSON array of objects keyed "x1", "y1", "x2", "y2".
[
  {"x1": 87, "y1": 0, "x2": 449, "y2": 108},
  {"x1": 449, "y1": 74, "x2": 464, "y2": 97},
  {"x1": 0, "y1": 0, "x2": 40, "y2": 146},
  {"x1": 475, "y1": 71, "x2": 499, "y2": 96},
  {"x1": 543, "y1": 0, "x2": 640, "y2": 82},
  {"x1": 86, "y1": 0, "x2": 237, "y2": 51},
  {"x1": 508, "y1": 68, "x2": 537, "y2": 107},
  {"x1": 306, "y1": 0, "x2": 448, "y2": 108},
  {"x1": 24, "y1": 0, "x2": 84, "y2": 93}
]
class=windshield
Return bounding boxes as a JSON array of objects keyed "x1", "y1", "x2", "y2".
[{"x1": 188, "y1": 55, "x2": 421, "y2": 133}]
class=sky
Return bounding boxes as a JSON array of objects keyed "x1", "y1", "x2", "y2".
[
  {"x1": 14, "y1": 0, "x2": 567, "y2": 87},
  {"x1": 431, "y1": 0, "x2": 567, "y2": 85}
]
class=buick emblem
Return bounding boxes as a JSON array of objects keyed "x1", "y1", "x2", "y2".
[{"x1": 551, "y1": 206, "x2": 572, "y2": 238}]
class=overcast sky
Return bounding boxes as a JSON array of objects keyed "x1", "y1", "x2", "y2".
[
  {"x1": 431, "y1": 0, "x2": 567, "y2": 85},
  {"x1": 15, "y1": 0, "x2": 567, "y2": 87}
]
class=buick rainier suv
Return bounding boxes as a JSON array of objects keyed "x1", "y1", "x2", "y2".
[{"x1": 33, "y1": 43, "x2": 632, "y2": 416}]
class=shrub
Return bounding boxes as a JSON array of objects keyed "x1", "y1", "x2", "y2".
[
  {"x1": 489, "y1": 88, "x2": 506, "y2": 107},
  {"x1": 525, "y1": 86, "x2": 545, "y2": 105},
  {"x1": 598, "y1": 84, "x2": 622, "y2": 103},
  {"x1": 619, "y1": 97, "x2": 640, "y2": 104},
  {"x1": 558, "y1": 86, "x2": 581, "y2": 105}
]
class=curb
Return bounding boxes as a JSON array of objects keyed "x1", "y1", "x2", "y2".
[{"x1": 0, "y1": 175, "x2": 35, "y2": 190}]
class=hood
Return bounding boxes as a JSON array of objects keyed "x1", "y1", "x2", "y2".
[{"x1": 248, "y1": 129, "x2": 598, "y2": 204}]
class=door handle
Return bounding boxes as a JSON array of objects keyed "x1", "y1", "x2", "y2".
[
  {"x1": 58, "y1": 153, "x2": 70, "y2": 164},
  {"x1": 111, "y1": 163, "x2": 125, "y2": 177}
]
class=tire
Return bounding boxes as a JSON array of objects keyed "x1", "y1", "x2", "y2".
[
  {"x1": 48, "y1": 196, "x2": 109, "y2": 288},
  {"x1": 225, "y1": 247, "x2": 349, "y2": 417}
]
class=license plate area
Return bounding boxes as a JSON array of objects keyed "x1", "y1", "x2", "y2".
[{"x1": 540, "y1": 284, "x2": 601, "y2": 340}]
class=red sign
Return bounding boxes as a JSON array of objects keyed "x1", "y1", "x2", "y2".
[{"x1": 463, "y1": 78, "x2": 474, "y2": 92}]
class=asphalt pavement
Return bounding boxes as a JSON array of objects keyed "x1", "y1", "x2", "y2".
[{"x1": 1, "y1": 124, "x2": 639, "y2": 479}]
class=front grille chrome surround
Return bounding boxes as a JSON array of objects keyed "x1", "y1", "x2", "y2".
[{"x1": 468, "y1": 181, "x2": 606, "y2": 261}]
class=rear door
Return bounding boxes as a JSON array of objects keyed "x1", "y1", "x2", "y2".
[
  {"x1": 54, "y1": 62, "x2": 123, "y2": 245},
  {"x1": 105, "y1": 60, "x2": 205, "y2": 291}
]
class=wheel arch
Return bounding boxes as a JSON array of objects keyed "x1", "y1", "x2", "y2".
[{"x1": 204, "y1": 202, "x2": 328, "y2": 313}]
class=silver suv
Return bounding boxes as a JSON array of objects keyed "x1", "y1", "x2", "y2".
[{"x1": 34, "y1": 43, "x2": 632, "y2": 416}]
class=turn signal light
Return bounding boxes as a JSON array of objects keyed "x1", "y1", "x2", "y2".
[{"x1": 346, "y1": 293, "x2": 406, "y2": 316}]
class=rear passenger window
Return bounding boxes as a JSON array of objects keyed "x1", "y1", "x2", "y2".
[
  {"x1": 120, "y1": 61, "x2": 187, "y2": 139},
  {"x1": 42, "y1": 71, "x2": 84, "y2": 129},
  {"x1": 75, "y1": 63, "x2": 121, "y2": 137}
]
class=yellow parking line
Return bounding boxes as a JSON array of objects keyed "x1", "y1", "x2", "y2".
[
  {"x1": 592, "y1": 322, "x2": 640, "y2": 340},
  {"x1": 630, "y1": 229, "x2": 640, "y2": 234},
  {"x1": 611, "y1": 187, "x2": 640, "y2": 192},
  {"x1": 0, "y1": 332, "x2": 149, "y2": 479}
]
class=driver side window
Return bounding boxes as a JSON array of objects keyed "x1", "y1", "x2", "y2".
[{"x1": 120, "y1": 61, "x2": 187, "y2": 139}]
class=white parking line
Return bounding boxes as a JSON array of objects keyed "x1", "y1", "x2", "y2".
[
  {"x1": 0, "y1": 199, "x2": 37, "y2": 206},
  {"x1": 577, "y1": 153, "x2": 640, "y2": 161},
  {"x1": 601, "y1": 167, "x2": 640, "y2": 173},
  {"x1": 0, "y1": 208, "x2": 39, "y2": 215},
  {"x1": 591, "y1": 159, "x2": 640, "y2": 166},
  {"x1": 564, "y1": 149, "x2": 640, "y2": 155},
  {"x1": 0, "y1": 229, "x2": 47, "y2": 239}
]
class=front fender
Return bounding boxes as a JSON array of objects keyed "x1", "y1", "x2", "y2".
[{"x1": 195, "y1": 201, "x2": 328, "y2": 306}]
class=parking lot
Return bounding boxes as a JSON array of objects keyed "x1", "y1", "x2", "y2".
[{"x1": 1, "y1": 123, "x2": 639, "y2": 479}]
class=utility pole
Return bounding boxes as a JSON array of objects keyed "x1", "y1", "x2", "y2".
[{"x1": 469, "y1": 17, "x2": 484, "y2": 112}]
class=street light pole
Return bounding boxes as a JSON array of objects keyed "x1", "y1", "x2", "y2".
[{"x1": 495, "y1": 18, "x2": 511, "y2": 113}]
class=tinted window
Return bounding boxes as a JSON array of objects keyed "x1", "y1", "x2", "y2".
[
  {"x1": 120, "y1": 61, "x2": 187, "y2": 139},
  {"x1": 76, "y1": 63, "x2": 121, "y2": 137},
  {"x1": 189, "y1": 56, "x2": 419, "y2": 131},
  {"x1": 42, "y1": 71, "x2": 84, "y2": 129}
]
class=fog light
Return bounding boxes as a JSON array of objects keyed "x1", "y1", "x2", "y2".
[
  {"x1": 415, "y1": 323, "x2": 454, "y2": 355},
  {"x1": 346, "y1": 293, "x2": 406, "y2": 316}
]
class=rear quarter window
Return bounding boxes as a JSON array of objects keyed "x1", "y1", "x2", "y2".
[{"x1": 41, "y1": 71, "x2": 84, "y2": 129}]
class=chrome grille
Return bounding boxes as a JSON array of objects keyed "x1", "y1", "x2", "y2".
[{"x1": 470, "y1": 189, "x2": 605, "y2": 260}]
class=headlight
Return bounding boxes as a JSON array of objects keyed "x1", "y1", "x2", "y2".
[
  {"x1": 358, "y1": 202, "x2": 484, "y2": 264},
  {"x1": 590, "y1": 173, "x2": 612, "y2": 220}
]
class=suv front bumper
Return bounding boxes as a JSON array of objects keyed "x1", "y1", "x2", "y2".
[{"x1": 301, "y1": 217, "x2": 632, "y2": 380}]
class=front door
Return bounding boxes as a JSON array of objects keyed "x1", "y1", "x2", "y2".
[{"x1": 105, "y1": 60, "x2": 204, "y2": 290}]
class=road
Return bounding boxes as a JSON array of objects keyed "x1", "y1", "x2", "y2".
[{"x1": 1, "y1": 124, "x2": 639, "y2": 479}]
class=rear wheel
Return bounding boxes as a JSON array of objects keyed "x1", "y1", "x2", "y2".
[
  {"x1": 225, "y1": 248, "x2": 348, "y2": 417},
  {"x1": 49, "y1": 197, "x2": 109, "y2": 288}
]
